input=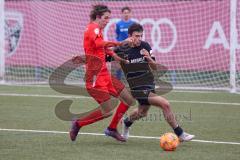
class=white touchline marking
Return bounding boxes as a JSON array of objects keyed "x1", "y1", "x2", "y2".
[
  {"x1": 0, "y1": 93, "x2": 239, "y2": 106},
  {"x1": 0, "y1": 128, "x2": 240, "y2": 145},
  {"x1": 2, "y1": 84, "x2": 238, "y2": 94},
  {"x1": 0, "y1": 93, "x2": 88, "y2": 99},
  {"x1": 169, "y1": 100, "x2": 240, "y2": 106}
]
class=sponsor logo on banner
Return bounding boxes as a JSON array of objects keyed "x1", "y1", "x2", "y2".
[
  {"x1": 4, "y1": 11, "x2": 23, "y2": 57},
  {"x1": 104, "y1": 18, "x2": 177, "y2": 53}
]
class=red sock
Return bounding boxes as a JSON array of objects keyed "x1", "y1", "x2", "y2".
[
  {"x1": 108, "y1": 102, "x2": 129, "y2": 129},
  {"x1": 77, "y1": 109, "x2": 106, "y2": 127}
]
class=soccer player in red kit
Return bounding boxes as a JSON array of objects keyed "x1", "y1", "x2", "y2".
[{"x1": 69, "y1": 5, "x2": 134, "y2": 142}]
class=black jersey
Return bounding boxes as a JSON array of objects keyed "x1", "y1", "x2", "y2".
[{"x1": 114, "y1": 41, "x2": 155, "y2": 90}]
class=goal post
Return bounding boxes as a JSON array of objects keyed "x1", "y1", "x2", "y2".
[
  {"x1": 0, "y1": 0, "x2": 5, "y2": 82},
  {"x1": 230, "y1": 0, "x2": 237, "y2": 93}
]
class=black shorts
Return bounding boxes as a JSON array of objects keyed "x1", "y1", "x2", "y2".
[{"x1": 131, "y1": 85, "x2": 155, "y2": 105}]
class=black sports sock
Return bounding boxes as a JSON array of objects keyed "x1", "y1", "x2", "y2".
[
  {"x1": 174, "y1": 126, "x2": 183, "y2": 137},
  {"x1": 124, "y1": 117, "x2": 133, "y2": 127}
]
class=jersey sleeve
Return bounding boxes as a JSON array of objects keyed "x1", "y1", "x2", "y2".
[
  {"x1": 90, "y1": 26, "x2": 120, "y2": 49},
  {"x1": 145, "y1": 42, "x2": 155, "y2": 60},
  {"x1": 105, "y1": 48, "x2": 114, "y2": 56},
  {"x1": 88, "y1": 26, "x2": 99, "y2": 41},
  {"x1": 113, "y1": 46, "x2": 120, "y2": 54},
  {"x1": 91, "y1": 27, "x2": 105, "y2": 48},
  {"x1": 87, "y1": 25, "x2": 105, "y2": 48}
]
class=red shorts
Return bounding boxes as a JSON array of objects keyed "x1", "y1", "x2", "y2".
[{"x1": 86, "y1": 71, "x2": 125, "y2": 104}]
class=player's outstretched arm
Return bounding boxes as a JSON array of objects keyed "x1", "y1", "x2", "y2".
[
  {"x1": 104, "y1": 41, "x2": 121, "y2": 47},
  {"x1": 105, "y1": 48, "x2": 129, "y2": 64},
  {"x1": 104, "y1": 37, "x2": 134, "y2": 48},
  {"x1": 112, "y1": 53, "x2": 129, "y2": 64}
]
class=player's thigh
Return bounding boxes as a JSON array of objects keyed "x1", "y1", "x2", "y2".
[
  {"x1": 148, "y1": 92, "x2": 170, "y2": 109},
  {"x1": 110, "y1": 75, "x2": 125, "y2": 94},
  {"x1": 111, "y1": 75, "x2": 134, "y2": 106},
  {"x1": 86, "y1": 85, "x2": 111, "y2": 104}
]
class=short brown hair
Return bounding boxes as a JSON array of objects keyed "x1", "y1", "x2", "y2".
[
  {"x1": 128, "y1": 23, "x2": 143, "y2": 35},
  {"x1": 90, "y1": 5, "x2": 111, "y2": 21}
]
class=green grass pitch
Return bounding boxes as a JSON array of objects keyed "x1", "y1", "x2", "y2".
[{"x1": 0, "y1": 85, "x2": 240, "y2": 160}]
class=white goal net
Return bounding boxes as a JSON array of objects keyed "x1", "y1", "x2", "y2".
[{"x1": 1, "y1": 0, "x2": 240, "y2": 92}]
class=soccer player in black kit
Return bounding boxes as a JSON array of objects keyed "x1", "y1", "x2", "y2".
[{"x1": 106, "y1": 23, "x2": 195, "y2": 142}]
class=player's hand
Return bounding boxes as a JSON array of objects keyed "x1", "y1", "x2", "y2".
[
  {"x1": 140, "y1": 49, "x2": 151, "y2": 59},
  {"x1": 122, "y1": 59, "x2": 130, "y2": 64},
  {"x1": 120, "y1": 37, "x2": 134, "y2": 48}
]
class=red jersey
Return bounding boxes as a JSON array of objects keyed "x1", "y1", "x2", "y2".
[
  {"x1": 84, "y1": 22, "x2": 114, "y2": 69},
  {"x1": 83, "y1": 22, "x2": 124, "y2": 104},
  {"x1": 84, "y1": 22, "x2": 104, "y2": 61}
]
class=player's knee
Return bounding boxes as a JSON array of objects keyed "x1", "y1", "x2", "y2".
[
  {"x1": 138, "y1": 110, "x2": 148, "y2": 118},
  {"x1": 161, "y1": 100, "x2": 170, "y2": 111},
  {"x1": 123, "y1": 97, "x2": 135, "y2": 106},
  {"x1": 102, "y1": 110, "x2": 113, "y2": 118},
  {"x1": 127, "y1": 98, "x2": 135, "y2": 106}
]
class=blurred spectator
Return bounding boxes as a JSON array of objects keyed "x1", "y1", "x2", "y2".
[{"x1": 115, "y1": 6, "x2": 135, "y2": 80}]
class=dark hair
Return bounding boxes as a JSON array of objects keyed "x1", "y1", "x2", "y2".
[
  {"x1": 90, "y1": 5, "x2": 111, "y2": 21},
  {"x1": 121, "y1": 6, "x2": 131, "y2": 13},
  {"x1": 128, "y1": 23, "x2": 143, "y2": 35}
]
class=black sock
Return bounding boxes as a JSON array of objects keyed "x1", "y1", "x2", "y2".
[
  {"x1": 124, "y1": 117, "x2": 133, "y2": 127},
  {"x1": 174, "y1": 126, "x2": 183, "y2": 137}
]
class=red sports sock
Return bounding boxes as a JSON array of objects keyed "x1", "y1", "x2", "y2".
[
  {"x1": 77, "y1": 108, "x2": 106, "y2": 127},
  {"x1": 108, "y1": 101, "x2": 129, "y2": 129}
]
